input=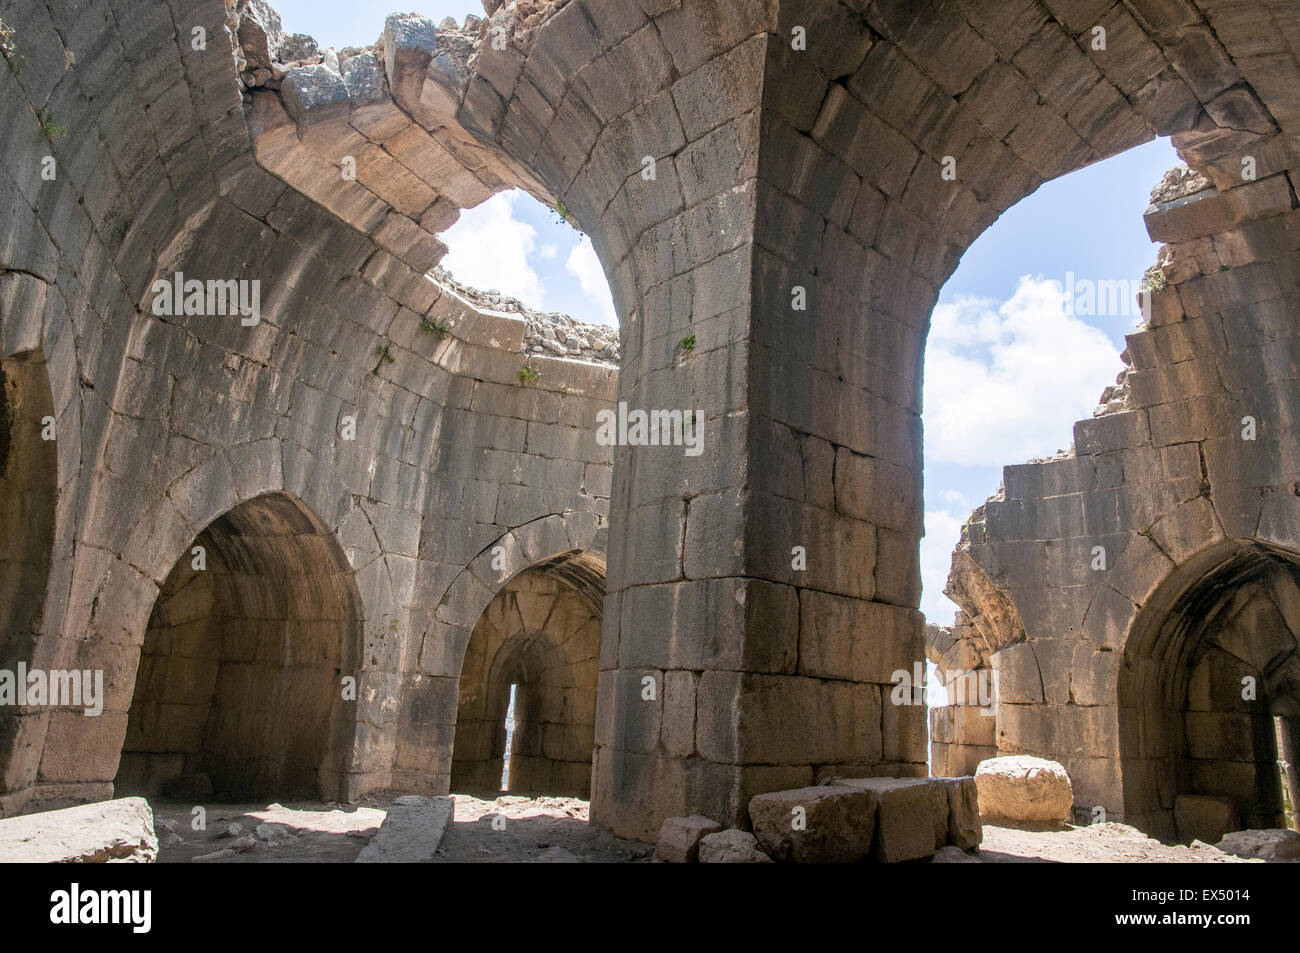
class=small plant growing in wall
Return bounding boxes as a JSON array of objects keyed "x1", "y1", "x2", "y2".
[
  {"x1": 373, "y1": 343, "x2": 395, "y2": 374},
  {"x1": 420, "y1": 315, "x2": 452, "y2": 338},
  {"x1": 1141, "y1": 266, "x2": 1167, "y2": 295},
  {"x1": 518, "y1": 365, "x2": 540, "y2": 385},
  {"x1": 550, "y1": 197, "x2": 579, "y2": 230},
  {"x1": 38, "y1": 108, "x2": 66, "y2": 140},
  {"x1": 0, "y1": 17, "x2": 22, "y2": 76},
  {"x1": 0, "y1": 17, "x2": 21, "y2": 75},
  {"x1": 679, "y1": 333, "x2": 696, "y2": 352}
]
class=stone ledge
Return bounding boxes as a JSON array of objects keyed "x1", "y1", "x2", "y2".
[
  {"x1": 0, "y1": 797, "x2": 158, "y2": 863},
  {"x1": 354, "y1": 795, "x2": 454, "y2": 862}
]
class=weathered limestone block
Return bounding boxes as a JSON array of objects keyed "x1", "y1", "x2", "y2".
[
  {"x1": 945, "y1": 549, "x2": 1023, "y2": 655},
  {"x1": 383, "y1": 13, "x2": 440, "y2": 106},
  {"x1": 354, "y1": 795, "x2": 454, "y2": 863},
  {"x1": 653, "y1": 814, "x2": 722, "y2": 863},
  {"x1": 933, "y1": 742, "x2": 999, "y2": 780},
  {"x1": 933, "y1": 777, "x2": 982, "y2": 850},
  {"x1": 1185, "y1": 712, "x2": 1254, "y2": 761},
  {"x1": 974, "y1": 756, "x2": 1073, "y2": 825},
  {"x1": 237, "y1": 1, "x2": 282, "y2": 71},
  {"x1": 697, "y1": 829, "x2": 773, "y2": 864},
  {"x1": 748, "y1": 785, "x2": 878, "y2": 863},
  {"x1": 991, "y1": 643, "x2": 1043, "y2": 704},
  {"x1": 949, "y1": 704, "x2": 998, "y2": 746},
  {"x1": 0, "y1": 798, "x2": 157, "y2": 863},
  {"x1": 0, "y1": 270, "x2": 48, "y2": 355},
  {"x1": 338, "y1": 52, "x2": 389, "y2": 107},
  {"x1": 798, "y1": 590, "x2": 922, "y2": 683},
  {"x1": 1215, "y1": 829, "x2": 1300, "y2": 860},
  {"x1": 278, "y1": 33, "x2": 320, "y2": 63},
  {"x1": 831, "y1": 778, "x2": 948, "y2": 862},
  {"x1": 282, "y1": 64, "x2": 351, "y2": 127},
  {"x1": 1174, "y1": 794, "x2": 1240, "y2": 845}
]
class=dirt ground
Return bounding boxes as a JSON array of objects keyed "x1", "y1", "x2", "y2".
[
  {"x1": 149, "y1": 793, "x2": 651, "y2": 863},
  {"x1": 149, "y1": 795, "x2": 1284, "y2": 863},
  {"x1": 975, "y1": 822, "x2": 1270, "y2": 863},
  {"x1": 429, "y1": 794, "x2": 651, "y2": 863},
  {"x1": 151, "y1": 799, "x2": 387, "y2": 864}
]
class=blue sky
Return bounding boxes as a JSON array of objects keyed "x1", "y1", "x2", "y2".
[
  {"x1": 272, "y1": 1, "x2": 617, "y2": 324},
  {"x1": 269, "y1": 2, "x2": 1182, "y2": 622},
  {"x1": 270, "y1": 0, "x2": 481, "y2": 50},
  {"x1": 921, "y1": 136, "x2": 1180, "y2": 623}
]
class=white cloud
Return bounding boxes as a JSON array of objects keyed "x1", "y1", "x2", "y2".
[
  {"x1": 924, "y1": 275, "x2": 1122, "y2": 467},
  {"x1": 565, "y1": 238, "x2": 618, "y2": 326},
  {"x1": 438, "y1": 192, "x2": 546, "y2": 306},
  {"x1": 538, "y1": 244, "x2": 558, "y2": 260},
  {"x1": 921, "y1": 507, "x2": 964, "y2": 624},
  {"x1": 941, "y1": 489, "x2": 968, "y2": 510}
]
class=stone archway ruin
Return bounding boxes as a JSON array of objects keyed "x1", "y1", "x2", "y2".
[
  {"x1": 115, "y1": 492, "x2": 363, "y2": 801},
  {"x1": 0, "y1": 0, "x2": 1294, "y2": 853},
  {"x1": 939, "y1": 129, "x2": 1299, "y2": 838},
  {"x1": 450, "y1": 551, "x2": 603, "y2": 797},
  {"x1": 1118, "y1": 541, "x2": 1300, "y2": 841}
]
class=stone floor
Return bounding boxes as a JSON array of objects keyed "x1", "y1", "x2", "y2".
[
  {"x1": 150, "y1": 794, "x2": 651, "y2": 863},
  {"x1": 974, "y1": 822, "x2": 1271, "y2": 863},
  {"x1": 149, "y1": 796, "x2": 1291, "y2": 863},
  {"x1": 152, "y1": 799, "x2": 386, "y2": 864}
]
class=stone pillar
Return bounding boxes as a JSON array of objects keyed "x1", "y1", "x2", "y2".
[{"x1": 587, "y1": 10, "x2": 928, "y2": 840}]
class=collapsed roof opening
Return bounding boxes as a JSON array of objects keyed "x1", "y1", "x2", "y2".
[{"x1": 437, "y1": 188, "x2": 620, "y2": 336}]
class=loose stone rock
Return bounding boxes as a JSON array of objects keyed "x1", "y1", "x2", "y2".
[
  {"x1": 697, "y1": 830, "x2": 774, "y2": 864},
  {"x1": 748, "y1": 785, "x2": 878, "y2": 863},
  {"x1": 654, "y1": 815, "x2": 722, "y2": 863},
  {"x1": 0, "y1": 798, "x2": 159, "y2": 863},
  {"x1": 832, "y1": 778, "x2": 949, "y2": 863},
  {"x1": 1216, "y1": 829, "x2": 1300, "y2": 860},
  {"x1": 974, "y1": 757, "x2": 1074, "y2": 826},
  {"x1": 355, "y1": 796, "x2": 454, "y2": 863}
]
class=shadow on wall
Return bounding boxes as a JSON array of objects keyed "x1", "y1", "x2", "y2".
[
  {"x1": 1120, "y1": 540, "x2": 1300, "y2": 842},
  {"x1": 0, "y1": 352, "x2": 56, "y2": 675},
  {"x1": 0, "y1": 352, "x2": 57, "y2": 801}
]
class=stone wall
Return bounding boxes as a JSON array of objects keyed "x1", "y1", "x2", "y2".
[
  {"x1": 0, "y1": 0, "x2": 614, "y2": 816},
  {"x1": 0, "y1": 0, "x2": 1297, "y2": 844},
  {"x1": 451, "y1": 561, "x2": 602, "y2": 797},
  {"x1": 941, "y1": 152, "x2": 1300, "y2": 839},
  {"x1": 116, "y1": 492, "x2": 360, "y2": 800},
  {"x1": 0, "y1": 354, "x2": 57, "y2": 697}
]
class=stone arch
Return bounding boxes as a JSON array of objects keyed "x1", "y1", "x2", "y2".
[
  {"x1": 1118, "y1": 539, "x2": 1300, "y2": 841},
  {"x1": 460, "y1": 0, "x2": 1291, "y2": 837},
  {"x1": 392, "y1": 512, "x2": 606, "y2": 794},
  {"x1": 114, "y1": 490, "x2": 364, "y2": 801},
  {"x1": 450, "y1": 552, "x2": 604, "y2": 797},
  {"x1": 25, "y1": 0, "x2": 1282, "y2": 841}
]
